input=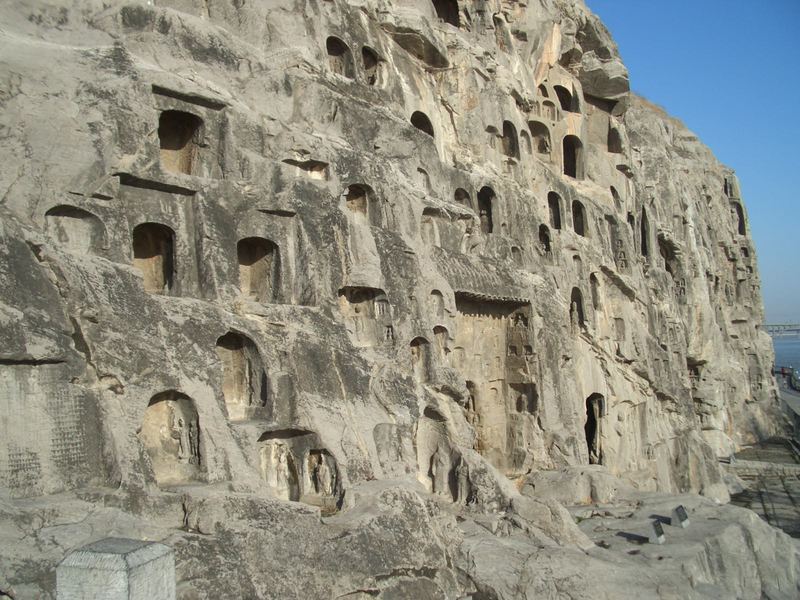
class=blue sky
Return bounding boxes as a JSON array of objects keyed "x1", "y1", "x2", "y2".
[{"x1": 586, "y1": 0, "x2": 800, "y2": 323}]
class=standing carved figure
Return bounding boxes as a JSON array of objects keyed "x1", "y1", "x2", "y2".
[
  {"x1": 275, "y1": 445, "x2": 291, "y2": 500},
  {"x1": 570, "y1": 301, "x2": 579, "y2": 333},
  {"x1": 455, "y1": 457, "x2": 470, "y2": 504},
  {"x1": 430, "y1": 445, "x2": 451, "y2": 497},
  {"x1": 188, "y1": 421, "x2": 199, "y2": 464},
  {"x1": 314, "y1": 455, "x2": 334, "y2": 496}
]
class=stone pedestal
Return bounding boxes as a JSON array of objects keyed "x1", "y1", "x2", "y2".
[{"x1": 57, "y1": 538, "x2": 175, "y2": 600}]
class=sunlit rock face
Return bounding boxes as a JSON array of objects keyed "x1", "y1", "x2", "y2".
[{"x1": 0, "y1": 0, "x2": 789, "y2": 598}]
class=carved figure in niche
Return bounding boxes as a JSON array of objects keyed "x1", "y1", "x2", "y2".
[
  {"x1": 479, "y1": 210, "x2": 491, "y2": 234},
  {"x1": 430, "y1": 445, "x2": 451, "y2": 496},
  {"x1": 384, "y1": 325, "x2": 394, "y2": 342},
  {"x1": 570, "y1": 301, "x2": 579, "y2": 333},
  {"x1": 260, "y1": 442, "x2": 297, "y2": 501},
  {"x1": 168, "y1": 408, "x2": 199, "y2": 465},
  {"x1": 456, "y1": 457, "x2": 470, "y2": 504},
  {"x1": 310, "y1": 452, "x2": 335, "y2": 496},
  {"x1": 616, "y1": 241, "x2": 628, "y2": 269}
]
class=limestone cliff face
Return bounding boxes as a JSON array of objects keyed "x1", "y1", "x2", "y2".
[{"x1": 0, "y1": 0, "x2": 789, "y2": 597}]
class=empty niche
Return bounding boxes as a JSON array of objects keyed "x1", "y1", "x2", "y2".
[
  {"x1": 571, "y1": 200, "x2": 586, "y2": 237},
  {"x1": 614, "y1": 317, "x2": 626, "y2": 342},
  {"x1": 658, "y1": 236, "x2": 679, "y2": 279},
  {"x1": 610, "y1": 186, "x2": 622, "y2": 209},
  {"x1": 589, "y1": 273, "x2": 601, "y2": 310},
  {"x1": 585, "y1": 393, "x2": 605, "y2": 465},
  {"x1": 417, "y1": 167, "x2": 432, "y2": 193},
  {"x1": 569, "y1": 287, "x2": 586, "y2": 332},
  {"x1": 538, "y1": 224, "x2": 552, "y2": 254},
  {"x1": 430, "y1": 289, "x2": 445, "y2": 319},
  {"x1": 410, "y1": 336, "x2": 433, "y2": 383},
  {"x1": 411, "y1": 111, "x2": 435, "y2": 137},
  {"x1": 158, "y1": 110, "x2": 203, "y2": 175},
  {"x1": 432, "y1": 0, "x2": 459, "y2": 27},
  {"x1": 477, "y1": 186, "x2": 495, "y2": 234},
  {"x1": 501, "y1": 121, "x2": 519, "y2": 159},
  {"x1": 237, "y1": 237, "x2": 280, "y2": 303},
  {"x1": 640, "y1": 208, "x2": 650, "y2": 257},
  {"x1": 215, "y1": 331, "x2": 268, "y2": 421},
  {"x1": 511, "y1": 246, "x2": 523, "y2": 264},
  {"x1": 511, "y1": 383, "x2": 538, "y2": 414},
  {"x1": 282, "y1": 158, "x2": 328, "y2": 180},
  {"x1": 45, "y1": 205, "x2": 104, "y2": 254},
  {"x1": 343, "y1": 183, "x2": 383, "y2": 228},
  {"x1": 326, "y1": 36, "x2": 355, "y2": 79},
  {"x1": 454, "y1": 187, "x2": 471, "y2": 209},
  {"x1": 139, "y1": 391, "x2": 201, "y2": 486},
  {"x1": 259, "y1": 441, "x2": 300, "y2": 501},
  {"x1": 548, "y1": 192, "x2": 562, "y2": 229},
  {"x1": 519, "y1": 130, "x2": 532, "y2": 155},
  {"x1": 542, "y1": 100, "x2": 557, "y2": 121},
  {"x1": 731, "y1": 201, "x2": 746, "y2": 235},
  {"x1": 562, "y1": 135, "x2": 583, "y2": 179},
  {"x1": 433, "y1": 325, "x2": 449, "y2": 362},
  {"x1": 607, "y1": 126, "x2": 623, "y2": 154},
  {"x1": 554, "y1": 85, "x2": 579, "y2": 113},
  {"x1": 421, "y1": 208, "x2": 441, "y2": 247},
  {"x1": 132, "y1": 222, "x2": 175, "y2": 294},
  {"x1": 361, "y1": 46, "x2": 383, "y2": 86},
  {"x1": 529, "y1": 121, "x2": 551, "y2": 157}
]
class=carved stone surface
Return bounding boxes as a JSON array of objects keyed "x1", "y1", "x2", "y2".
[
  {"x1": 0, "y1": 0, "x2": 795, "y2": 598},
  {"x1": 57, "y1": 538, "x2": 175, "y2": 600}
]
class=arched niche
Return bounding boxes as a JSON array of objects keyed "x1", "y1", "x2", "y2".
[
  {"x1": 608, "y1": 126, "x2": 623, "y2": 153},
  {"x1": 542, "y1": 100, "x2": 557, "y2": 121},
  {"x1": 454, "y1": 187, "x2": 471, "y2": 209},
  {"x1": 539, "y1": 224, "x2": 552, "y2": 254},
  {"x1": 343, "y1": 183, "x2": 381, "y2": 227},
  {"x1": 421, "y1": 207, "x2": 441, "y2": 247},
  {"x1": 590, "y1": 273, "x2": 601, "y2": 310},
  {"x1": 326, "y1": 36, "x2": 355, "y2": 79},
  {"x1": 477, "y1": 186, "x2": 495, "y2": 234},
  {"x1": 361, "y1": 46, "x2": 383, "y2": 86},
  {"x1": 139, "y1": 390, "x2": 201, "y2": 486},
  {"x1": 237, "y1": 237, "x2": 280, "y2": 303},
  {"x1": 572, "y1": 200, "x2": 586, "y2": 237},
  {"x1": 731, "y1": 201, "x2": 746, "y2": 235},
  {"x1": 640, "y1": 208, "x2": 650, "y2": 257},
  {"x1": 411, "y1": 111, "x2": 434, "y2": 137},
  {"x1": 215, "y1": 331, "x2": 269, "y2": 421},
  {"x1": 45, "y1": 205, "x2": 105, "y2": 254},
  {"x1": 410, "y1": 336, "x2": 432, "y2": 383},
  {"x1": 132, "y1": 222, "x2": 175, "y2": 294},
  {"x1": 563, "y1": 135, "x2": 583, "y2": 179},
  {"x1": 569, "y1": 287, "x2": 586, "y2": 331},
  {"x1": 432, "y1": 0, "x2": 459, "y2": 27},
  {"x1": 501, "y1": 121, "x2": 519, "y2": 159},
  {"x1": 158, "y1": 110, "x2": 203, "y2": 175},
  {"x1": 548, "y1": 192, "x2": 562, "y2": 229},
  {"x1": 430, "y1": 289, "x2": 445, "y2": 320},
  {"x1": 529, "y1": 121, "x2": 551, "y2": 158},
  {"x1": 433, "y1": 325, "x2": 449, "y2": 362},
  {"x1": 585, "y1": 393, "x2": 605, "y2": 465},
  {"x1": 554, "y1": 85, "x2": 579, "y2": 112}
]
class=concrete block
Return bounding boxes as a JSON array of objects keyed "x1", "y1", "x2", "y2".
[{"x1": 57, "y1": 538, "x2": 175, "y2": 600}]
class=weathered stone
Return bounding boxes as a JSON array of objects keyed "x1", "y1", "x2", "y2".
[{"x1": 0, "y1": 0, "x2": 793, "y2": 597}]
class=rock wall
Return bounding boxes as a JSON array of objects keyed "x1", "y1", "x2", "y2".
[{"x1": 0, "y1": 0, "x2": 790, "y2": 597}]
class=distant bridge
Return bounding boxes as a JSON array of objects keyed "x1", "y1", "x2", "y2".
[{"x1": 765, "y1": 324, "x2": 800, "y2": 336}]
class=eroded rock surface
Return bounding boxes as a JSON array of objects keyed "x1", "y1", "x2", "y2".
[{"x1": 0, "y1": 0, "x2": 793, "y2": 597}]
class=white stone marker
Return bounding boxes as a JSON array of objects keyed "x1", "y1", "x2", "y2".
[
  {"x1": 671, "y1": 505, "x2": 690, "y2": 529},
  {"x1": 57, "y1": 538, "x2": 175, "y2": 600},
  {"x1": 648, "y1": 520, "x2": 665, "y2": 545}
]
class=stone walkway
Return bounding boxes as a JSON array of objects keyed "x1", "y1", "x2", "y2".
[{"x1": 730, "y1": 437, "x2": 800, "y2": 538}]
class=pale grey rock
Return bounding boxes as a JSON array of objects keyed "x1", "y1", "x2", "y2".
[{"x1": 0, "y1": 0, "x2": 791, "y2": 598}]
